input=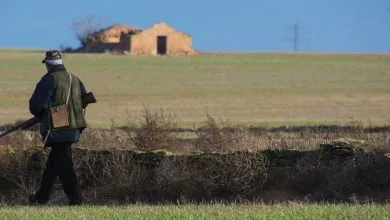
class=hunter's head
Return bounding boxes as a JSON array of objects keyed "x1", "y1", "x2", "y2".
[{"x1": 41, "y1": 49, "x2": 63, "y2": 71}]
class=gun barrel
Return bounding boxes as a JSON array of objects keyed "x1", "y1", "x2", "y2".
[{"x1": 0, "y1": 117, "x2": 40, "y2": 138}]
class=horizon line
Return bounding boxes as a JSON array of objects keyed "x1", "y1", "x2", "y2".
[{"x1": 0, "y1": 47, "x2": 389, "y2": 55}]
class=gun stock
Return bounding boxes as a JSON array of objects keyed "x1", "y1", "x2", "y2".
[{"x1": 82, "y1": 92, "x2": 97, "y2": 108}]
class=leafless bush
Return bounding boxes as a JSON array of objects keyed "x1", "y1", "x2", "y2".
[
  {"x1": 155, "y1": 156, "x2": 211, "y2": 202},
  {"x1": 254, "y1": 127, "x2": 390, "y2": 151},
  {"x1": 74, "y1": 128, "x2": 134, "y2": 149},
  {"x1": 0, "y1": 134, "x2": 46, "y2": 202},
  {"x1": 318, "y1": 146, "x2": 390, "y2": 202},
  {"x1": 195, "y1": 115, "x2": 260, "y2": 153},
  {"x1": 288, "y1": 149, "x2": 329, "y2": 195},
  {"x1": 200, "y1": 151, "x2": 269, "y2": 200},
  {"x1": 73, "y1": 148, "x2": 163, "y2": 203},
  {"x1": 156, "y1": 151, "x2": 269, "y2": 202},
  {"x1": 73, "y1": 149, "x2": 134, "y2": 187},
  {"x1": 0, "y1": 130, "x2": 45, "y2": 201},
  {"x1": 0, "y1": 130, "x2": 42, "y2": 150},
  {"x1": 2, "y1": 114, "x2": 390, "y2": 204},
  {"x1": 71, "y1": 15, "x2": 103, "y2": 48},
  {"x1": 129, "y1": 108, "x2": 180, "y2": 152}
]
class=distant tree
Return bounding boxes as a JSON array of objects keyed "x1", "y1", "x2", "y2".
[{"x1": 71, "y1": 15, "x2": 103, "y2": 48}]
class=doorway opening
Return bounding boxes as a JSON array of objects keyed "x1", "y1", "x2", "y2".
[{"x1": 157, "y1": 36, "x2": 167, "y2": 55}]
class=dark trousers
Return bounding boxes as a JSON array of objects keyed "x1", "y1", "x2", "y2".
[{"x1": 35, "y1": 143, "x2": 82, "y2": 205}]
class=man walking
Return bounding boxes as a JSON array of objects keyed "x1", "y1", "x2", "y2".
[{"x1": 28, "y1": 49, "x2": 89, "y2": 205}]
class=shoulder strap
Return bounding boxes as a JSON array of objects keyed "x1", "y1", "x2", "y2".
[{"x1": 66, "y1": 72, "x2": 72, "y2": 106}]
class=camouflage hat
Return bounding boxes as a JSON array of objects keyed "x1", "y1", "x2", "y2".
[{"x1": 42, "y1": 49, "x2": 63, "y2": 65}]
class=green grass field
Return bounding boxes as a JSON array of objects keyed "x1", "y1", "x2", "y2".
[
  {"x1": 1, "y1": 49, "x2": 390, "y2": 128},
  {"x1": 0, "y1": 204, "x2": 389, "y2": 219}
]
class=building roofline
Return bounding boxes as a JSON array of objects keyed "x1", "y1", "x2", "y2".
[{"x1": 135, "y1": 21, "x2": 191, "y2": 37}]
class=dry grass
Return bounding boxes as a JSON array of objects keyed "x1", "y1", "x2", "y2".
[
  {"x1": 195, "y1": 114, "x2": 261, "y2": 153},
  {"x1": 0, "y1": 131, "x2": 44, "y2": 203},
  {"x1": 1, "y1": 109, "x2": 390, "y2": 204},
  {"x1": 127, "y1": 108, "x2": 180, "y2": 152},
  {"x1": 74, "y1": 128, "x2": 133, "y2": 150}
]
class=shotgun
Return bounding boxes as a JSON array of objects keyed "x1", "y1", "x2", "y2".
[
  {"x1": 0, "y1": 92, "x2": 97, "y2": 139},
  {"x1": 0, "y1": 117, "x2": 40, "y2": 138}
]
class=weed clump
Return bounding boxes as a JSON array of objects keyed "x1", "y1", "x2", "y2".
[
  {"x1": 195, "y1": 115, "x2": 259, "y2": 153},
  {"x1": 130, "y1": 108, "x2": 179, "y2": 152}
]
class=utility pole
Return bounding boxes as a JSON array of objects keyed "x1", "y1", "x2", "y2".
[
  {"x1": 293, "y1": 21, "x2": 300, "y2": 52},
  {"x1": 283, "y1": 20, "x2": 309, "y2": 52}
]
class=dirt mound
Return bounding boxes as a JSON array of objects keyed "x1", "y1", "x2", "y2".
[{"x1": 88, "y1": 24, "x2": 142, "y2": 43}]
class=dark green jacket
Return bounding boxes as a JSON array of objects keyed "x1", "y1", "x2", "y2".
[{"x1": 29, "y1": 65, "x2": 88, "y2": 145}]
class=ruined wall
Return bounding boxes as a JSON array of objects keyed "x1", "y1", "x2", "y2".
[
  {"x1": 129, "y1": 22, "x2": 196, "y2": 56},
  {"x1": 81, "y1": 24, "x2": 141, "y2": 53},
  {"x1": 88, "y1": 24, "x2": 141, "y2": 44},
  {"x1": 82, "y1": 42, "x2": 124, "y2": 53}
]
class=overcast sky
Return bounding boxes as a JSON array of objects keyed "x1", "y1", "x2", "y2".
[{"x1": 0, "y1": 0, "x2": 389, "y2": 52}]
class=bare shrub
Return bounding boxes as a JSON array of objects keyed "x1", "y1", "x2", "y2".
[
  {"x1": 254, "y1": 126, "x2": 390, "y2": 151},
  {"x1": 156, "y1": 151, "x2": 269, "y2": 202},
  {"x1": 290, "y1": 149, "x2": 329, "y2": 195},
  {"x1": 74, "y1": 128, "x2": 134, "y2": 149},
  {"x1": 71, "y1": 15, "x2": 103, "y2": 48},
  {"x1": 200, "y1": 151, "x2": 269, "y2": 200},
  {"x1": 155, "y1": 155, "x2": 211, "y2": 202},
  {"x1": 320, "y1": 146, "x2": 390, "y2": 202},
  {"x1": 2, "y1": 115, "x2": 390, "y2": 204},
  {"x1": 0, "y1": 133, "x2": 46, "y2": 202},
  {"x1": 73, "y1": 148, "x2": 163, "y2": 203},
  {"x1": 73, "y1": 149, "x2": 135, "y2": 187},
  {"x1": 256, "y1": 132, "x2": 317, "y2": 150},
  {"x1": 129, "y1": 108, "x2": 179, "y2": 152},
  {"x1": 0, "y1": 130, "x2": 43, "y2": 152},
  {"x1": 195, "y1": 115, "x2": 259, "y2": 153}
]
